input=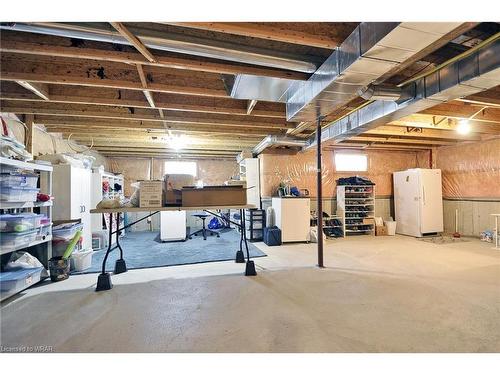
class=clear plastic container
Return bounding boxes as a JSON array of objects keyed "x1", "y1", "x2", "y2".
[
  {"x1": 52, "y1": 223, "x2": 84, "y2": 241},
  {"x1": 0, "y1": 164, "x2": 21, "y2": 174},
  {"x1": 35, "y1": 224, "x2": 52, "y2": 241},
  {"x1": 0, "y1": 229, "x2": 37, "y2": 250},
  {"x1": 0, "y1": 173, "x2": 39, "y2": 188},
  {"x1": 0, "y1": 267, "x2": 44, "y2": 298},
  {"x1": 0, "y1": 186, "x2": 39, "y2": 202},
  {"x1": 0, "y1": 213, "x2": 44, "y2": 233}
]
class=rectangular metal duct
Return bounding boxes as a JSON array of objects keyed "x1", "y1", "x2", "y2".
[
  {"x1": 304, "y1": 38, "x2": 500, "y2": 149},
  {"x1": 286, "y1": 22, "x2": 465, "y2": 122},
  {"x1": 229, "y1": 74, "x2": 298, "y2": 102}
]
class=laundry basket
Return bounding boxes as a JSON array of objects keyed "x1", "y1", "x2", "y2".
[
  {"x1": 70, "y1": 248, "x2": 93, "y2": 272},
  {"x1": 385, "y1": 221, "x2": 397, "y2": 236}
]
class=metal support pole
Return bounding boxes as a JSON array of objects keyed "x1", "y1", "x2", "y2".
[{"x1": 316, "y1": 116, "x2": 324, "y2": 268}]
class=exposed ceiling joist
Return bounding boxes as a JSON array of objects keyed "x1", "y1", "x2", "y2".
[
  {"x1": 165, "y1": 22, "x2": 353, "y2": 49},
  {"x1": 0, "y1": 39, "x2": 308, "y2": 80},
  {"x1": 110, "y1": 22, "x2": 157, "y2": 63}
]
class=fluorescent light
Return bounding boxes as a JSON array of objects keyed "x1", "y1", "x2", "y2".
[
  {"x1": 456, "y1": 119, "x2": 471, "y2": 135},
  {"x1": 167, "y1": 134, "x2": 188, "y2": 150}
]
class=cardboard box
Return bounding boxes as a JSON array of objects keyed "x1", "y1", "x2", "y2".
[
  {"x1": 165, "y1": 189, "x2": 182, "y2": 205},
  {"x1": 363, "y1": 218, "x2": 375, "y2": 225},
  {"x1": 376, "y1": 225, "x2": 388, "y2": 236},
  {"x1": 139, "y1": 181, "x2": 163, "y2": 208},
  {"x1": 181, "y1": 186, "x2": 247, "y2": 207},
  {"x1": 163, "y1": 174, "x2": 195, "y2": 205}
]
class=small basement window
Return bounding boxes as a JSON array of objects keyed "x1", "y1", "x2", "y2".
[
  {"x1": 164, "y1": 161, "x2": 197, "y2": 177},
  {"x1": 334, "y1": 152, "x2": 368, "y2": 172}
]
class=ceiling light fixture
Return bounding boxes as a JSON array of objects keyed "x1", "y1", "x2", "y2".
[{"x1": 456, "y1": 119, "x2": 471, "y2": 135}]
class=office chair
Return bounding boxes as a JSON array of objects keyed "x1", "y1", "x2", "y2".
[{"x1": 189, "y1": 213, "x2": 220, "y2": 240}]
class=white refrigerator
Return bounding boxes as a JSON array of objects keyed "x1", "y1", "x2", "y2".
[{"x1": 393, "y1": 168, "x2": 443, "y2": 237}]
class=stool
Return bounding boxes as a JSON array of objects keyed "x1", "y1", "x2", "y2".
[{"x1": 189, "y1": 213, "x2": 220, "y2": 240}]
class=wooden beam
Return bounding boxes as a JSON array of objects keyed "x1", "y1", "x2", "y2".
[
  {"x1": 38, "y1": 118, "x2": 284, "y2": 136},
  {"x1": 1, "y1": 100, "x2": 291, "y2": 129},
  {"x1": 166, "y1": 22, "x2": 351, "y2": 49},
  {"x1": 110, "y1": 22, "x2": 157, "y2": 63},
  {"x1": 0, "y1": 89, "x2": 286, "y2": 118},
  {"x1": 24, "y1": 114, "x2": 34, "y2": 154},
  {"x1": 420, "y1": 103, "x2": 500, "y2": 124},
  {"x1": 390, "y1": 115, "x2": 500, "y2": 134},
  {"x1": 365, "y1": 125, "x2": 482, "y2": 141},
  {"x1": 1, "y1": 71, "x2": 228, "y2": 98},
  {"x1": 350, "y1": 135, "x2": 459, "y2": 146},
  {"x1": 0, "y1": 39, "x2": 308, "y2": 80},
  {"x1": 16, "y1": 81, "x2": 49, "y2": 100}
]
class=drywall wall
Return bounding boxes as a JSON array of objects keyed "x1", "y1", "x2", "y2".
[
  {"x1": 1, "y1": 113, "x2": 108, "y2": 168},
  {"x1": 259, "y1": 148, "x2": 430, "y2": 198},
  {"x1": 108, "y1": 157, "x2": 239, "y2": 197}
]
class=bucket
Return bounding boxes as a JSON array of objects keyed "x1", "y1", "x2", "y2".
[
  {"x1": 385, "y1": 221, "x2": 397, "y2": 236},
  {"x1": 49, "y1": 256, "x2": 70, "y2": 282},
  {"x1": 70, "y1": 249, "x2": 93, "y2": 272}
]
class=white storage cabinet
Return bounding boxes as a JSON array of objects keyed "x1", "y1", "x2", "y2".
[{"x1": 42, "y1": 164, "x2": 92, "y2": 249}]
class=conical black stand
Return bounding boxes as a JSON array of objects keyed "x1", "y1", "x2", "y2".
[
  {"x1": 245, "y1": 260, "x2": 257, "y2": 276},
  {"x1": 96, "y1": 272, "x2": 112, "y2": 291}
]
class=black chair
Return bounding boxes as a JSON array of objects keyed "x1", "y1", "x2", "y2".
[{"x1": 189, "y1": 213, "x2": 220, "y2": 240}]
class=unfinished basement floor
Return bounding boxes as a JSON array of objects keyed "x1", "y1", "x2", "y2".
[{"x1": 1, "y1": 235, "x2": 499, "y2": 353}]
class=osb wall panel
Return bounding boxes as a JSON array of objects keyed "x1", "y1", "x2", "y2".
[
  {"x1": 436, "y1": 138, "x2": 500, "y2": 198},
  {"x1": 108, "y1": 157, "x2": 238, "y2": 197},
  {"x1": 260, "y1": 149, "x2": 430, "y2": 198}
]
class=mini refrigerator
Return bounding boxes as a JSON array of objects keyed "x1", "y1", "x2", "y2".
[
  {"x1": 160, "y1": 211, "x2": 187, "y2": 241},
  {"x1": 393, "y1": 168, "x2": 443, "y2": 237}
]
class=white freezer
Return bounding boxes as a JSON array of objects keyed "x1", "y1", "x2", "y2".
[
  {"x1": 160, "y1": 211, "x2": 187, "y2": 242},
  {"x1": 393, "y1": 168, "x2": 443, "y2": 237},
  {"x1": 272, "y1": 197, "x2": 310, "y2": 242}
]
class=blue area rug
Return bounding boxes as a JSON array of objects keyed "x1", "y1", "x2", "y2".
[{"x1": 73, "y1": 229, "x2": 266, "y2": 274}]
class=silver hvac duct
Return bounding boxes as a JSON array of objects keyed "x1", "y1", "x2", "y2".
[
  {"x1": 285, "y1": 22, "x2": 466, "y2": 122},
  {"x1": 252, "y1": 135, "x2": 307, "y2": 156},
  {"x1": 357, "y1": 84, "x2": 402, "y2": 101},
  {"x1": 0, "y1": 22, "x2": 318, "y2": 74},
  {"x1": 304, "y1": 38, "x2": 500, "y2": 149}
]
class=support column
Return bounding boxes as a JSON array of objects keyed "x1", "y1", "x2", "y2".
[{"x1": 316, "y1": 116, "x2": 324, "y2": 268}]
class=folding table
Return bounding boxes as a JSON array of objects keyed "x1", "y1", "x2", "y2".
[{"x1": 90, "y1": 205, "x2": 256, "y2": 291}]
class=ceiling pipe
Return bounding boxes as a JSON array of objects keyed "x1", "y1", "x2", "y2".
[
  {"x1": 0, "y1": 22, "x2": 318, "y2": 74},
  {"x1": 252, "y1": 135, "x2": 307, "y2": 156}
]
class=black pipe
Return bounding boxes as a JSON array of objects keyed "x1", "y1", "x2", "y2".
[{"x1": 316, "y1": 116, "x2": 324, "y2": 268}]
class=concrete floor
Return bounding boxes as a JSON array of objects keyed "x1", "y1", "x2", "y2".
[{"x1": 1, "y1": 235, "x2": 499, "y2": 352}]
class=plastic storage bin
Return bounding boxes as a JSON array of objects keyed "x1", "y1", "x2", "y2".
[
  {"x1": 70, "y1": 248, "x2": 93, "y2": 272},
  {"x1": 0, "y1": 172, "x2": 39, "y2": 188},
  {"x1": 0, "y1": 213, "x2": 44, "y2": 233},
  {"x1": 0, "y1": 267, "x2": 44, "y2": 299},
  {"x1": 0, "y1": 229, "x2": 37, "y2": 250},
  {"x1": 0, "y1": 186, "x2": 39, "y2": 202},
  {"x1": 52, "y1": 223, "x2": 83, "y2": 241},
  {"x1": 35, "y1": 224, "x2": 52, "y2": 241}
]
